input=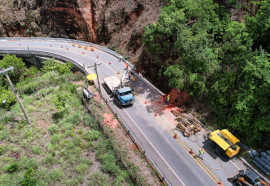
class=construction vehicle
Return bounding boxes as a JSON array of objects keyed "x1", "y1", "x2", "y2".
[
  {"x1": 208, "y1": 129, "x2": 240, "y2": 158},
  {"x1": 228, "y1": 169, "x2": 269, "y2": 186},
  {"x1": 103, "y1": 72, "x2": 134, "y2": 106}
]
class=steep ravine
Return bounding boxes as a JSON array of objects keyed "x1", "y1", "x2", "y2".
[{"x1": 0, "y1": 0, "x2": 163, "y2": 62}]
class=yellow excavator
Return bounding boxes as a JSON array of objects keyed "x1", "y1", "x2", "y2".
[
  {"x1": 208, "y1": 129, "x2": 240, "y2": 158},
  {"x1": 228, "y1": 170, "x2": 269, "y2": 186}
]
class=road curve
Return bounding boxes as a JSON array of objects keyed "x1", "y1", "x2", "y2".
[{"x1": 0, "y1": 38, "x2": 218, "y2": 186}]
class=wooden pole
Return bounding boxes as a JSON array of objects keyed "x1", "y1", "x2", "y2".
[
  {"x1": 95, "y1": 63, "x2": 101, "y2": 93},
  {"x1": 4, "y1": 73, "x2": 32, "y2": 125}
]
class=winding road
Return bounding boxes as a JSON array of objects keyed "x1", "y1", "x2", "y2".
[{"x1": 0, "y1": 38, "x2": 247, "y2": 186}]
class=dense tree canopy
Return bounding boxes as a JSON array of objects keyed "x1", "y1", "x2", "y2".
[{"x1": 143, "y1": 0, "x2": 270, "y2": 148}]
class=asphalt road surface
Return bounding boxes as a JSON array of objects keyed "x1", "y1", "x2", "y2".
[{"x1": 0, "y1": 38, "x2": 247, "y2": 186}]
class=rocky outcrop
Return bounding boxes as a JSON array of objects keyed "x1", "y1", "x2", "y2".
[{"x1": 0, "y1": 0, "x2": 163, "y2": 61}]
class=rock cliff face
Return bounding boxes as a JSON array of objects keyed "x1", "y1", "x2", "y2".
[{"x1": 0, "y1": 0, "x2": 163, "y2": 61}]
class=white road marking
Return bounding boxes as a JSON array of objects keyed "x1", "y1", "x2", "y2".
[
  {"x1": 122, "y1": 109, "x2": 186, "y2": 186},
  {"x1": 229, "y1": 160, "x2": 241, "y2": 170}
]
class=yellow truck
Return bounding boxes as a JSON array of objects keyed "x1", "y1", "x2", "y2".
[{"x1": 208, "y1": 129, "x2": 240, "y2": 158}]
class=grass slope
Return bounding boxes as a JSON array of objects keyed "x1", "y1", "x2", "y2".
[{"x1": 0, "y1": 71, "x2": 133, "y2": 185}]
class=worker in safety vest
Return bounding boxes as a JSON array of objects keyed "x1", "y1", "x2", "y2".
[
  {"x1": 167, "y1": 94, "x2": 170, "y2": 105},
  {"x1": 199, "y1": 148, "x2": 204, "y2": 159},
  {"x1": 126, "y1": 62, "x2": 128, "y2": 70}
]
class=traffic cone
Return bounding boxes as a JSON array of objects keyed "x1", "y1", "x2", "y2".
[
  {"x1": 19, "y1": 43, "x2": 21, "y2": 46},
  {"x1": 174, "y1": 134, "x2": 177, "y2": 139},
  {"x1": 154, "y1": 113, "x2": 157, "y2": 117},
  {"x1": 145, "y1": 101, "x2": 147, "y2": 104},
  {"x1": 82, "y1": 51, "x2": 85, "y2": 54},
  {"x1": 117, "y1": 70, "x2": 120, "y2": 74},
  {"x1": 66, "y1": 47, "x2": 69, "y2": 50},
  {"x1": 61, "y1": 45, "x2": 63, "y2": 48},
  {"x1": 97, "y1": 54, "x2": 99, "y2": 58},
  {"x1": 50, "y1": 44, "x2": 52, "y2": 47},
  {"x1": 217, "y1": 181, "x2": 223, "y2": 185},
  {"x1": 109, "y1": 61, "x2": 111, "y2": 65}
]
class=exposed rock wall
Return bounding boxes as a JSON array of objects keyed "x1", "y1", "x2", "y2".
[{"x1": 0, "y1": 0, "x2": 163, "y2": 61}]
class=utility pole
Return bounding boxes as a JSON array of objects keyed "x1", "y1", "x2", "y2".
[
  {"x1": 0, "y1": 66, "x2": 32, "y2": 125},
  {"x1": 95, "y1": 63, "x2": 101, "y2": 94},
  {"x1": 87, "y1": 63, "x2": 102, "y2": 93}
]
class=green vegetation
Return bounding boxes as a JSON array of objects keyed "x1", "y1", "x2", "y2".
[
  {"x1": 143, "y1": 0, "x2": 270, "y2": 148},
  {"x1": 0, "y1": 55, "x2": 134, "y2": 185}
]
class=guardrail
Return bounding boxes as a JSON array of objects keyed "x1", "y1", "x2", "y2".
[
  {"x1": 0, "y1": 42, "x2": 171, "y2": 185},
  {"x1": 0, "y1": 37, "x2": 164, "y2": 96},
  {"x1": 103, "y1": 96, "x2": 170, "y2": 186},
  {"x1": 0, "y1": 50, "x2": 85, "y2": 73}
]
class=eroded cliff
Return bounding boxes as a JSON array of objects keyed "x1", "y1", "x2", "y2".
[{"x1": 0, "y1": 0, "x2": 163, "y2": 61}]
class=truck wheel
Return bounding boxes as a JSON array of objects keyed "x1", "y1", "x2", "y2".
[{"x1": 235, "y1": 181, "x2": 243, "y2": 186}]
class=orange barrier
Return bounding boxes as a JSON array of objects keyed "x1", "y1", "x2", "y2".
[
  {"x1": 72, "y1": 43, "x2": 76, "y2": 47},
  {"x1": 78, "y1": 45, "x2": 82, "y2": 48},
  {"x1": 84, "y1": 46, "x2": 89, "y2": 50}
]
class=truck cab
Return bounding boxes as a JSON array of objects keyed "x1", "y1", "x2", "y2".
[
  {"x1": 116, "y1": 87, "x2": 134, "y2": 106},
  {"x1": 103, "y1": 75, "x2": 134, "y2": 107}
]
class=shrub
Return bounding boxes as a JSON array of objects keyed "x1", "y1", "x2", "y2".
[
  {"x1": 21, "y1": 167, "x2": 37, "y2": 186},
  {"x1": 48, "y1": 124, "x2": 59, "y2": 135},
  {"x1": 47, "y1": 143, "x2": 57, "y2": 153},
  {"x1": 66, "y1": 112, "x2": 82, "y2": 125},
  {"x1": 52, "y1": 112, "x2": 65, "y2": 124},
  {"x1": 89, "y1": 171, "x2": 109, "y2": 186},
  {"x1": 47, "y1": 169, "x2": 64, "y2": 183},
  {"x1": 84, "y1": 114, "x2": 99, "y2": 130},
  {"x1": 0, "y1": 88, "x2": 16, "y2": 108},
  {"x1": 32, "y1": 146, "x2": 43, "y2": 155},
  {"x1": 50, "y1": 134, "x2": 60, "y2": 144},
  {"x1": 25, "y1": 158, "x2": 38, "y2": 169},
  {"x1": 83, "y1": 130, "x2": 100, "y2": 142},
  {"x1": 42, "y1": 59, "x2": 73, "y2": 74},
  {"x1": 101, "y1": 151, "x2": 120, "y2": 176},
  {"x1": 42, "y1": 154, "x2": 54, "y2": 166},
  {"x1": 76, "y1": 163, "x2": 89, "y2": 175},
  {"x1": 78, "y1": 129, "x2": 83, "y2": 135},
  {"x1": 4, "y1": 162, "x2": 19, "y2": 173},
  {"x1": 0, "y1": 144, "x2": 3, "y2": 155}
]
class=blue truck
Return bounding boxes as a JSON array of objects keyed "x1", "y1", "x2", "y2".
[{"x1": 103, "y1": 75, "x2": 134, "y2": 106}]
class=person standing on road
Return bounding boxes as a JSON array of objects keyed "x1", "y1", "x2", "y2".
[
  {"x1": 166, "y1": 94, "x2": 170, "y2": 105},
  {"x1": 126, "y1": 62, "x2": 129, "y2": 70},
  {"x1": 199, "y1": 148, "x2": 204, "y2": 159}
]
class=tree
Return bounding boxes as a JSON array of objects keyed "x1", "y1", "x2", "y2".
[
  {"x1": 229, "y1": 49, "x2": 270, "y2": 147},
  {"x1": 246, "y1": 0, "x2": 270, "y2": 52},
  {"x1": 0, "y1": 54, "x2": 26, "y2": 84}
]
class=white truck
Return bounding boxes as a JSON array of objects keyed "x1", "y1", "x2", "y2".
[{"x1": 103, "y1": 74, "x2": 134, "y2": 106}]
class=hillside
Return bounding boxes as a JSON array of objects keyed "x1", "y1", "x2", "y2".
[
  {"x1": 0, "y1": 56, "x2": 159, "y2": 185},
  {"x1": 0, "y1": 0, "x2": 163, "y2": 62}
]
